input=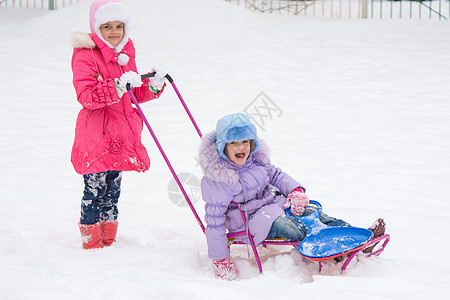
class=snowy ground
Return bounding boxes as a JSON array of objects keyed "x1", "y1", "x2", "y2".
[{"x1": 1, "y1": 0, "x2": 450, "y2": 299}]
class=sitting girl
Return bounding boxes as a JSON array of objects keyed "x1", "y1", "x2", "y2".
[{"x1": 198, "y1": 113, "x2": 385, "y2": 280}]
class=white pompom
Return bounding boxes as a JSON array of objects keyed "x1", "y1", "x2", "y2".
[{"x1": 117, "y1": 53, "x2": 129, "y2": 66}]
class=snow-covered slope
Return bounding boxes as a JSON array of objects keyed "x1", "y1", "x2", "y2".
[{"x1": 1, "y1": 0, "x2": 450, "y2": 299}]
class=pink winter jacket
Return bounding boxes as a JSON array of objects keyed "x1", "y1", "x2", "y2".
[{"x1": 71, "y1": 33, "x2": 164, "y2": 175}]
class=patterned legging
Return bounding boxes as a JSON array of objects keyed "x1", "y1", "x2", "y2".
[{"x1": 79, "y1": 171, "x2": 122, "y2": 225}]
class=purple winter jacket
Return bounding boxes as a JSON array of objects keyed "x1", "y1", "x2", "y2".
[{"x1": 199, "y1": 131, "x2": 304, "y2": 260}]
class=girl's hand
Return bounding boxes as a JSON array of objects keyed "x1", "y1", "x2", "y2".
[
  {"x1": 148, "y1": 67, "x2": 166, "y2": 92},
  {"x1": 212, "y1": 256, "x2": 240, "y2": 281},
  {"x1": 285, "y1": 188, "x2": 309, "y2": 216},
  {"x1": 115, "y1": 71, "x2": 143, "y2": 97}
]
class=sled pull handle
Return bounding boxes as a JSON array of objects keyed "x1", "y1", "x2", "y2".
[
  {"x1": 126, "y1": 72, "x2": 156, "y2": 90},
  {"x1": 126, "y1": 72, "x2": 173, "y2": 90},
  {"x1": 126, "y1": 72, "x2": 202, "y2": 138},
  {"x1": 141, "y1": 72, "x2": 156, "y2": 79},
  {"x1": 141, "y1": 71, "x2": 174, "y2": 83}
]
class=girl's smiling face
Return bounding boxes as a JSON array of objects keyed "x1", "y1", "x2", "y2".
[
  {"x1": 225, "y1": 140, "x2": 251, "y2": 165},
  {"x1": 100, "y1": 21, "x2": 124, "y2": 46}
]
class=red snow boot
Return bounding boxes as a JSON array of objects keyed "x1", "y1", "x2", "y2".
[
  {"x1": 363, "y1": 218, "x2": 386, "y2": 254},
  {"x1": 102, "y1": 221, "x2": 118, "y2": 247},
  {"x1": 79, "y1": 222, "x2": 104, "y2": 249}
]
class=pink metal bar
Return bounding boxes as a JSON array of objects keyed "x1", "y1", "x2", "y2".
[
  {"x1": 231, "y1": 201, "x2": 263, "y2": 273},
  {"x1": 127, "y1": 88, "x2": 205, "y2": 233},
  {"x1": 367, "y1": 234, "x2": 391, "y2": 258},
  {"x1": 341, "y1": 234, "x2": 391, "y2": 271},
  {"x1": 166, "y1": 75, "x2": 203, "y2": 138}
]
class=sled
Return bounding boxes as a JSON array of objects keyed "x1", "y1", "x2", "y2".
[
  {"x1": 286, "y1": 200, "x2": 390, "y2": 271},
  {"x1": 126, "y1": 74, "x2": 390, "y2": 274}
]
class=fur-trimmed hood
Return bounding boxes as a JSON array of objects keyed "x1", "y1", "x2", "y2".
[
  {"x1": 71, "y1": 31, "x2": 97, "y2": 49},
  {"x1": 198, "y1": 130, "x2": 270, "y2": 185},
  {"x1": 70, "y1": 31, "x2": 133, "y2": 66}
]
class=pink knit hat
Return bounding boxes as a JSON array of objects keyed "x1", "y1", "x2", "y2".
[{"x1": 89, "y1": 0, "x2": 130, "y2": 58}]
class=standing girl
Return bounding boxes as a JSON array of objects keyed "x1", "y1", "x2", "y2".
[{"x1": 71, "y1": 0, "x2": 166, "y2": 249}]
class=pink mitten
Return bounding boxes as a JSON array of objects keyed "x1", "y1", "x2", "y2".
[
  {"x1": 286, "y1": 188, "x2": 309, "y2": 216},
  {"x1": 212, "y1": 256, "x2": 240, "y2": 281},
  {"x1": 284, "y1": 187, "x2": 303, "y2": 209}
]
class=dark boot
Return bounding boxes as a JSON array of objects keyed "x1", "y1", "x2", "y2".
[
  {"x1": 363, "y1": 218, "x2": 386, "y2": 254},
  {"x1": 334, "y1": 255, "x2": 346, "y2": 263}
]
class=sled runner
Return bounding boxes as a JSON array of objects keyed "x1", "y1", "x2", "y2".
[
  {"x1": 286, "y1": 200, "x2": 390, "y2": 271},
  {"x1": 126, "y1": 74, "x2": 390, "y2": 274}
]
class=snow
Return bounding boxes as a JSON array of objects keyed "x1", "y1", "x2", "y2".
[{"x1": 1, "y1": 0, "x2": 450, "y2": 299}]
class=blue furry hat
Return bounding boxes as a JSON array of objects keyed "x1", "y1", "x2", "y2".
[{"x1": 215, "y1": 113, "x2": 259, "y2": 160}]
